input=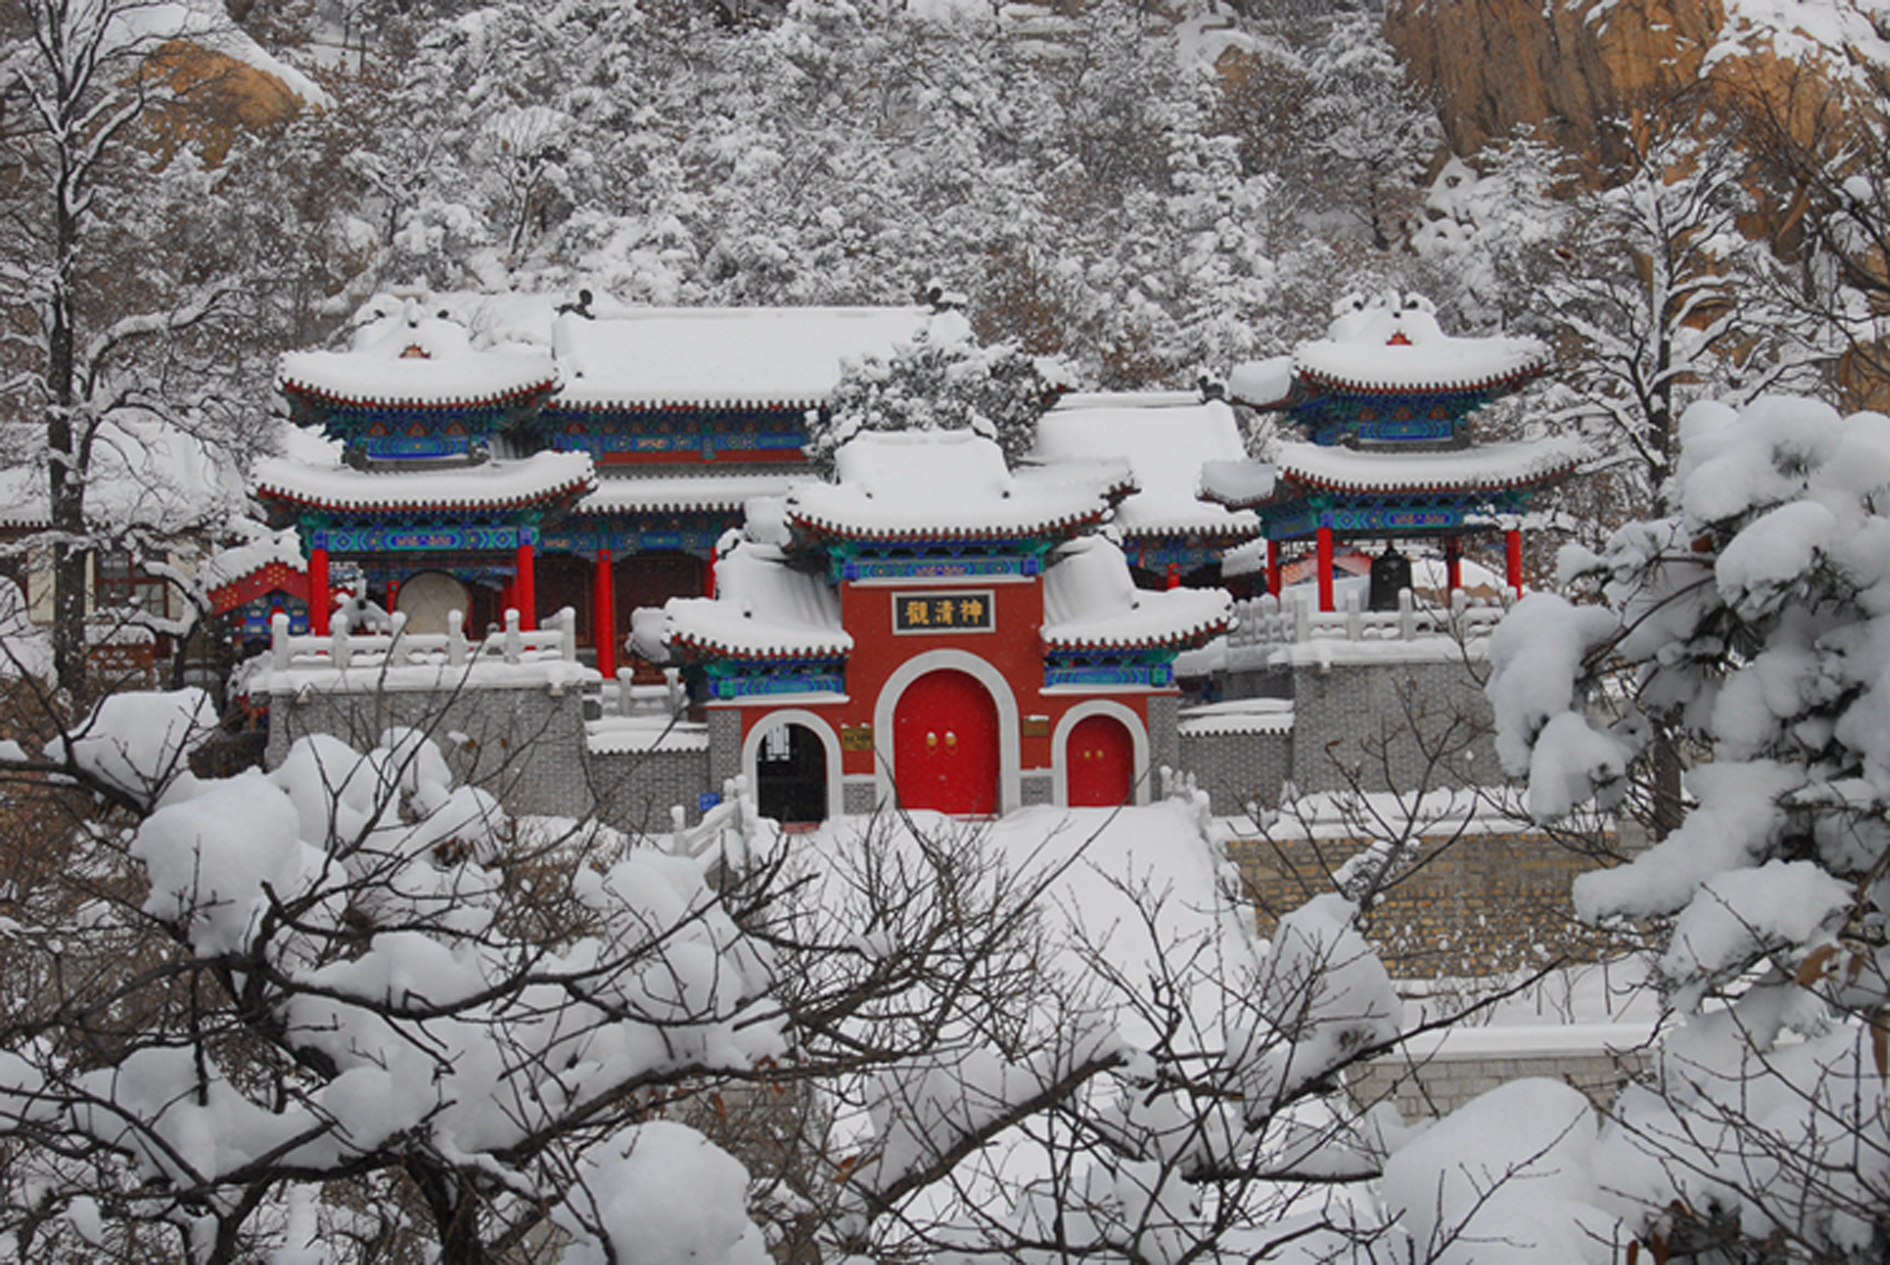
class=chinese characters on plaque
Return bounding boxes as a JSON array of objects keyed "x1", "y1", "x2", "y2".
[{"x1": 892, "y1": 590, "x2": 995, "y2": 634}]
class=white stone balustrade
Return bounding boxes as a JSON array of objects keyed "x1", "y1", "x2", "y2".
[
  {"x1": 264, "y1": 607, "x2": 588, "y2": 692},
  {"x1": 1227, "y1": 588, "x2": 1507, "y2": 654}
]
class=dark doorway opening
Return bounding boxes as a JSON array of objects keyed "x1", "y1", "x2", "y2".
[{"x1": 755, "y1": 723, "x2": 828, "y2": 825}]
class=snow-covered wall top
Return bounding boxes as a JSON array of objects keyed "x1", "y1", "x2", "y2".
[
  {"x1": 1281, "y1": 292, "x2": 1548, "y2": 395},
  {"x1": 788, "y1": 431, "x2": 1128, "y2": 542},
  {"x1": 254, "y1": 450, "x2": 596, "y2": 514},
  {"x1": 1041, "y1": 537, "x2": 1233, "y2": 650},
  {"x1": 661, "y1": 541, "x2": 851, "y2": 660},
  {"x1": 1031, "y1": 395, "x2": 1262, "y2": 541},
  {"x1": 279, "y1": 301, "x2": 559, "y2": 409},
  {"x1": 552, "y1": 307, "x2": 935, "y2": 408}
]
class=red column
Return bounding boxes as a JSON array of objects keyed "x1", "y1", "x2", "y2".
[
  {"x1": 309, "y1": 546, "x2": 330, "y2": 636},
  {"x1": 1445, "y1": 535, "x2": 1462, "y2": 595},
  {"x1": 1316, "y1": 527, "x2": 1335, "y2": 613},
  {"x1": 385, "y1": 578, "x2": 400, "y2": 612},
  {"x1": 705, "y1": 552, "x2": 716, "y2": 599},
  {"x1": 1165, "y1": 562, "x2": 1180, "y2": 590},
  {"x1": 1266, "y1": 539, "x2": 1281, "y2": 597},
  {"x1": 593, "y1": 549, "x2": 617, "y2": 679},
  {"x1": 515, "y1": 537, "x2": 537, "y2": 631},
  {"x1": 1505, "y1": 528, "x2": 1524, "y2": 598}
]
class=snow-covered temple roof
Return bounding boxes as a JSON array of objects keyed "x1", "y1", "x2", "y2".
[
  {"x1": 1042, "y1": 537, "x2": 1233, "y2": 651},
  {"x1": 551, "y1": 307, "x2": 937, "y2": 410},
  {"x1": 278, "y1": 300, "x2": 560, "y2": 410},
  {"x1": 661, "y1": 541, "x2": 851, "y2": 661},
  {"x1": 1031, "y1": 393, "x2": 1262, "y2": 542},
  {"x1": 253, "y1": 449, "x2": 596, "y2": 514},
  {"x1": 1226, "y1": 293, "x2": 1548, "y2": 406},
  {"x1": 576, "y1": 473, "x2": 805, "y2": 516},
  {"x1": 787, "y1": 431, "x2": 1130, "y2": 543}
]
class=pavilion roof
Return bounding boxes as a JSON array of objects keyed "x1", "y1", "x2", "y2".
[
  {"x1": 278, "y1": 299, "x2": 560, "y2": 411},
  {"x1": 253, "y1": 449, "x2": 596, "y2": 516},
  {"x1": 1042, "y1": 536, "x2": 1233, "y2": 651},
  {"x1": 1200, "y1": 438, "x2": 1582, "y2": 509},
  {"x1": 1226, "y1": 294, "x2": 1548, "y2": 408},
  {"x1": 1030, "y1": 393, "x2": 1262, "y2": 543},
  {"x1": 1270, "y1": 438, "x2": 1583, "y2": 496},
  {"x1": 786, "y1": 431, "x2": 1131, "y2": 544}
]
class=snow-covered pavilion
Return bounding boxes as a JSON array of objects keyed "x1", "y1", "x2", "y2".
[{"x1": 1201, "y1": 293, "x2": 1579, "y2": 611}]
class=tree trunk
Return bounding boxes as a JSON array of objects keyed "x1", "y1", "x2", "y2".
[
  {"x1": 47, "y1": 225, "x2": 87, "y2": 699},
  {"x1": 406, "y1": 1157, "x2": 492, "y2": 1265},
  {"x1": 1649, "y1": 723, "x2": 1686, "y2": 841}
]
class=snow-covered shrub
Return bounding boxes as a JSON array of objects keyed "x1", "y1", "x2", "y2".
[
  {"x1": 810, "y1": 317, "x2": 1067, "y2": 474},
  {"x1": 1488, "y1": 395, "x2": 1890, "y2": 1258}
]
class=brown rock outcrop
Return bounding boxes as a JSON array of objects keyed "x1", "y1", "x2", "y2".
[
  {"x1": 142, "y1": 39, "x2": 315, "y2": 166},
  {"x1": 1386, "y1": 0, "x2": 1725, "y2": 159}
]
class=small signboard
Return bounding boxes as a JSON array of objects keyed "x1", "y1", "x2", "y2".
[{"x1": 892, "y1": 590, "x2": 995, "y2": 634}]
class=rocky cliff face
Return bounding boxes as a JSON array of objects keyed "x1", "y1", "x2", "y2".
[
  {"x1": 1385, "y1": 0, "x2": 1725, "y2": 158},
  {"x1": 145, "y1": 40, "x2": 314, "y2": 165}
]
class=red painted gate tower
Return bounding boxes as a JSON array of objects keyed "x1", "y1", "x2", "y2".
[{"x1": 642, "y1": 431, "x2": 1233, "y2": 821}]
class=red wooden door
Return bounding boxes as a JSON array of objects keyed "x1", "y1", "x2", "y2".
[
  {"x1": 894, "y1": 670, "x2": 1000, "y2": 814},
  {"x1": 1066, "y1": 714, "x2": 1134, "y2": 807}
]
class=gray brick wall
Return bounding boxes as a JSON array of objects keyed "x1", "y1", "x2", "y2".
[
  {"x1": 843, "y1": 775, "x2": 879, "y2": 816},
  {"x1": 590, "y1": 748, "x2": 714, "y2": 835},
  {"x1": 1350, "y1": 1047, "x2": 1650, "y2": 1118},
  {"x1": 1216, "y1": 658, "x2": 1497, "y2": 799},
  {"x1": 708, "y1": 708, "x2": 743, "y2": 794},
  {"x1": 1177, "y1": 730, "x2": 1292, "y2": 817},
  {"x1": 1019, "y1": 770, "x2": 1053, "y2": 806},
  {"x1": 1147, "y1": 693, "x2": 1179, "y2": 782},
  {"x1": 266, "y1": 683, "x2": 593, "y2": 818},
  {"x1": 1288, "y1": 659, "x2": 1497, "y2": 795}
]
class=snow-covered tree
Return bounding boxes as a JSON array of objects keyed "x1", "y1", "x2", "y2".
[
  {"x1": 0, "y1": 660, "x2": 1622, "y2": 1265},
  {"x1": 1537, "y1": 113, "x2": 1829, "y2": 520},
  {"x1": 1487, "y1": 395, "x2": 1890, "y2": 1258},
  {"x1": 1739, "y1": 57, "x2": 1890, "y2": 407},
  {"x1": 811, "y1": 313, "x2": 1066, "y2": 473},
  {"x1": 1299, "y1": 11, "x2": 1440, "y2": 253},
  {"x1": 0, "y1": 0, "x2": 278, "y2": 694}
]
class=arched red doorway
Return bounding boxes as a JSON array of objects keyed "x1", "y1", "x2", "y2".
[
  {"x1": 1065, "y1": 713, "x2": 1135, "y2": 807},
  {"x1": 893, "y1": 669, "x2": 1000, "y2": 815}
]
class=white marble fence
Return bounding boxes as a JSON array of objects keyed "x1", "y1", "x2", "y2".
[
  {"x1": 1228, "y1": 588, "x2": 1508, "y2": 652},
  {"x1": 267, "y1": 607, "x2": 580, "y2": 675}
]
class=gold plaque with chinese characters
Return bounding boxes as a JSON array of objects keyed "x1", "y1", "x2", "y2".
[{"x1": 891, "y1": 590, "x2": 995, "y2": 634}]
